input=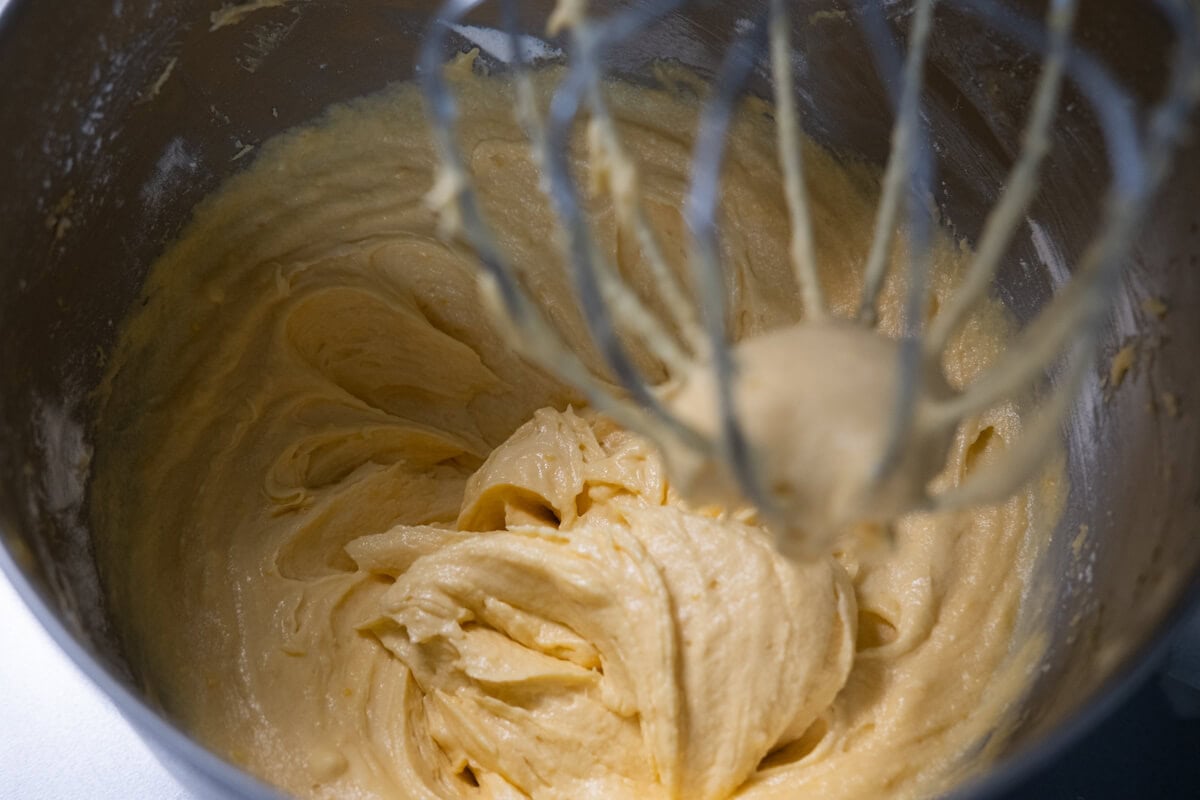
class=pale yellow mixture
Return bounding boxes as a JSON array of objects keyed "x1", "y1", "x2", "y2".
[{"x1": 94, "y1": 63, "x2": 1059, "y2": 800}]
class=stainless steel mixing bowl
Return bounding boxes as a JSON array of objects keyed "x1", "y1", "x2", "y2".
[{"x1": 0, "y1": 1, "x2": 1197, "y2": 798}]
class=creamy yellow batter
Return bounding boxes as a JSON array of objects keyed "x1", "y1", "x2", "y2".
[{"x1": 93, "y1": 61, "x2": 1059, "y2": 800}]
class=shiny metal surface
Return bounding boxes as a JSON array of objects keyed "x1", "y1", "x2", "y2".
[{"x1": 0, "y1": 2, "x2": 1197, "y2": 798}]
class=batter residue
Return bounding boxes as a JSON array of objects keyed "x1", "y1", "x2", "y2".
[{"x1": 93, "y1": 60, "x2": 1059, "y2": 799}]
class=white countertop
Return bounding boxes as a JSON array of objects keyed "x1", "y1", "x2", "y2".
[{"x1": 0, "y1": 574, "x2": 191, "y2": 800}]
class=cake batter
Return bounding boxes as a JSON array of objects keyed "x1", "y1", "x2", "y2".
[{"x1": 93, "y1": 60, "x2": 1060, "y2": 800}]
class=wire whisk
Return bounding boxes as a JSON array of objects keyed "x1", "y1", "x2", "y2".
[{"x1": 420, "y1": 0, "x2": 1200, "y2": 557}]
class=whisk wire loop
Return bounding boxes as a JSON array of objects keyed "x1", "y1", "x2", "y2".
[
  {"x1": 769, "y1": 0, "x2": 826, "y2": 321},
  {"x1": 932, "y1": 0, "x2": 1200, "y2": 511},
  {"x1": 420, "y1": 0, "x2": 678, "y2": 442},
  {"x1": 683, "y1": 10, "x2": 776, "y2": 515}
]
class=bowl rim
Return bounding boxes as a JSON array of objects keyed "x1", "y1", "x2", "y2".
[
  {"x1": 0, "y1": 543, "x2": 284, "y2": 800},
  {"x1": 947, "y1": 574, "x2": 1200, "y2": 799},
  {"x1": 0, "y1": 0, "x2": 1197, "y2": 795}
]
